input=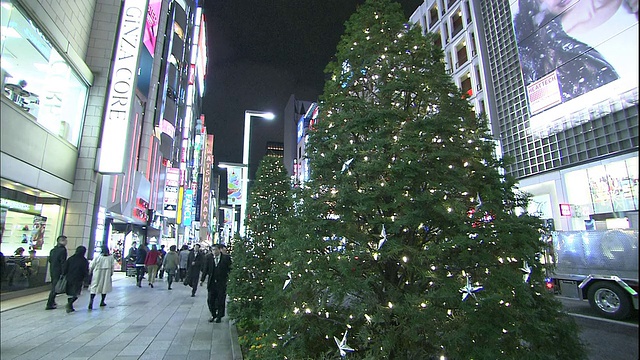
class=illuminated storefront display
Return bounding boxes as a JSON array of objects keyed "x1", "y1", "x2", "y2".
[
  {"x1": 0, "y1": 181, "x2": 66, "y2": 289},
  {"x1": 0, "y1": 0, "x2": 89, "y2": 147},
  {"x1": 564, "y1": 157, "x2": 638, "y2": 215}
]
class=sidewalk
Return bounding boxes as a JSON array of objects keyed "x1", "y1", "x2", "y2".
[{"x1": 0, "y1": 272, "x2": 243, "y2": 360}]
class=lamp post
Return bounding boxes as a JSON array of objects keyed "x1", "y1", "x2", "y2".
[{"x1": 241, "y1": 110, "x2": 275, "y2": 237}]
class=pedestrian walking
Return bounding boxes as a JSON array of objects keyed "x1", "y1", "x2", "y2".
[
  {"x1": 157, "y1": 245, "x2": 167, "y2": 279},
  {"x1": 201, "y1": 244, "x2": 232, "y2": 323},
  {"x1": 162, "y1": 245, "x2": 179, "y2": 290},
  {"x1": 185, "y1": 244, "x2": 204, "y2": 297},
  {"x1": 178, "y1": 244, "x2": 190, "y2": 282},
  {"x1": 126, "y1": 241, "x2": 137, "y2": 277},
  {"x1": 45, "y1": 235, "x2": 67, "y2": 310},
  {"x1": 135, "y1": 243, "x2": 148, "y2": 287},
  {"x1": 88, "y1": 246, "x2": 114, "y2": 310},
  {"x1": 144, "y1": 244, "x2": 162, "y2": 288},
  {"x1": 63, "y1": 246, "x2": 89, "y2": 313}
]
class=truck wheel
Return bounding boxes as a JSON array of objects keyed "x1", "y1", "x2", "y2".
[{"x1": 587, "y1": 281, "x2": 632, "y2": 320}]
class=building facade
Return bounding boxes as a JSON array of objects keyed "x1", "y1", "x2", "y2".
[
  {"x1": 1, "y1": 0, "x2": 209, "y2": 292},
  {"x1": 411, "y1": 0, "x2": 638, "y2": 231}
]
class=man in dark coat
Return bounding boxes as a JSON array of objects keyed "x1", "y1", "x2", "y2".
[
  {"x1": 157, "y1": 244, "x2": 166, "y2": 279},
  {"x1": 63, "y1": 245, "x2": 89, "y2": 313},
  {"x1": 185, "y1": 244, "x2": 203, "y2": 297},
  {"x1": 135, "y1": 243, "x2": 148, "y2": 287},
  {"x1": 45, "y1": 235, "x2": 68, "y2": 310},
  {"x1": 201, "y1": 244, "x2": 232, "y2": 323}
]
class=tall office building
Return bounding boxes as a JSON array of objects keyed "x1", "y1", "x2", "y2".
[
  {"x1": 283, "y1": 94, "x2": 314, "y2": 183},
  {"x1": 0, "y1": 0, "x2": 208, "y2": 292},
  {"x1": 411, "y1": 0, "x2": 638, "y2": 231}
]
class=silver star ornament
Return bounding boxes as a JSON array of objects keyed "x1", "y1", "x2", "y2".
[
  {"x1": 341, "y1": 158, "x2": 354, "y2": 173},
  {"x1": 459, "y1": 276, "x2": 483, "y2": 301},
  {"x1": 378, "y1": 225, "x2": 387, "y2": 250},
  {"x1": 520, "y1": 261, "x2": 532, "y2": 283},
  {"x1": 334, "y1": 330, "x2": 355, "y2": 357},
  {"x1": 283, "y1": 271, "x2": 293, "y2": 290}
]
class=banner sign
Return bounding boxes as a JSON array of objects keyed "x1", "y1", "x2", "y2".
[
  {"x1": 183, "y1": 189, "x2": 193, "y2": 226},
  {"x1": 227, "y1": 166, "x2": 243, "y2": 205},
  {"x1": 97, "y1": 0, "x2": 148, "y2": 173}
]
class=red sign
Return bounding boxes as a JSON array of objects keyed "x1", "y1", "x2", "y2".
[{"x1": 559, "y1": 204, "x2": 572, "y2": 217}]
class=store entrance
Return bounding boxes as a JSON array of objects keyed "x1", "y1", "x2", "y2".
[{"x1": 109, "y1": 222, "x2": 146, "y2": 274}]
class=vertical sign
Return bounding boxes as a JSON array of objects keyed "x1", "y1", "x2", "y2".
[
  {"x1": 183, "y1": 189, "x2": 193, "y2": 226},
  {"x1": 143, "y1": 0, "x2": 161, "y2": 56},
  {"x1": 194, "y1": 174, "x2": 202, "y2": 221},
  {"x1": 97, "y1": 0, "x2": 148, "y2": 173},
  {"x1": 163, "y1": 167, "x2": 179, "y2": 218},
  {"x1": 227, "y1": 166, "x2": 242, "y2": 205},
  {"x1": 199, "y1": 134, "x2": 213, "y2": 240}
]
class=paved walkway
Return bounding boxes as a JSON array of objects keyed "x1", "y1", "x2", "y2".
[{"x1": 0, "y1": 272, "x2": 242, "y2": 360}]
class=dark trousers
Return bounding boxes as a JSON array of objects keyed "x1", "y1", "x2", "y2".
[
  {"x1": 167, "y1": 271, "x2": 175, "y2": 288},
  {"x1": 178, "y1": 268, "x2": 187, "y2": 282},
  {"x1": 188, "y1": 272, "x2": 199, "y2": 295},
  {"x1": 135, "y1": 266, "x2": 145, "y2": 285},
  {"x1": 46, "y1": 275, "x2": 60, "y2": 307},
  {"x1": 207, "y1": 284, "x2": 227, "y2": 319}
]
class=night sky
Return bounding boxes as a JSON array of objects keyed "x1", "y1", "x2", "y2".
[{"x1": 202, "y1": 1, "x2": 423, "y2": 177}]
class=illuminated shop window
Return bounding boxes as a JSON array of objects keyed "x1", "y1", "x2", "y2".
[{"x1": 0, "y1": 0, "x2": 88, "y2": 147}]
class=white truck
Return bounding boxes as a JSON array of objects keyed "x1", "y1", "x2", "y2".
[{"x1": 545, "y1": 229, "x2": 639, "y2": 320}]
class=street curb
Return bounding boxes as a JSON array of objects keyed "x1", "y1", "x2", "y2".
[{"x1": 229, "y1": 319, "x2": 244, "y2": 360}]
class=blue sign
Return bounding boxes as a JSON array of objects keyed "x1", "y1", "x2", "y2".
[{"x1": 183, "y1": 189, "x2": 193, "y2": 226}]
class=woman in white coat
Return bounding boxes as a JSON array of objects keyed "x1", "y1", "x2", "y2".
[{"x1": 88, "y1": 246, "x2": 115, "y2": 310}]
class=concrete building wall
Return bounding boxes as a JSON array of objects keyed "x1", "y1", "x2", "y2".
[{"x1": 63, "y1": 0, "x2": 120, "y2": 251}]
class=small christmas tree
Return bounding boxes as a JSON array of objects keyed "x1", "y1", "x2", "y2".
[
  {"x1": 244, "y1": 0, "x2": 586, "y2": 359},
  {"x1": 227, "y1": 155, "x2": 292, "y2": 334}
]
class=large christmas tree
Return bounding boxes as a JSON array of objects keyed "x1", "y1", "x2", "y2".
[
  {"x1": 241, "y1": 0, "x2": 586, "y2": 358},
  {"x1": 227, "y1": 155, "x2": 292, "y2": 334}
]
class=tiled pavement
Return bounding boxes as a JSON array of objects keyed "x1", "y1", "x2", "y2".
[{"x1": 0, "y1": 272, "x2": 242, "y2": 360}]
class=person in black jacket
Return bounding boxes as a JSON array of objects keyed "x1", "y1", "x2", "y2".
[
  {"x1": 201, "y1": 244, "x2": 232, "y2": 323},
  {"x1": 135, "y1": 243, "x2": 148, "y2": 287},
  {"x1": 185, "y1": 244, "x2": 204, "y2": 297},
  {"x1": 45, "y1": 235, "x2": 68, "y2": 310},
  {"x1": 63, "y1": 245, "x2": 89, "y2": 313}
]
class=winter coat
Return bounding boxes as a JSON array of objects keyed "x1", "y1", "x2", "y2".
[
  {"x1": 186, "y1": 250, "x2": 204, "y2": 281},
  {"x1": 63, "y1": 253, "x2": 89, "y2": 296},
  {"x1": 48, "y1": 244, "x2": 67, "y2": 279},
  {"x1": 162, "y1": 251, "x2": 179, "y2": 273},
  {"x1": 145, "y1": 249, "x2": 162, "y2": 266},
  {"x1": 89, "y1": 254, "x2": 114, "y2": 294},
  {"x1": 135, "y1": 246, "x2": 148, "y2": 266},
  {"x1": 178, "y1": 249, "x2": 190, "y2": 269},
  {"x1": 201, "y1": 253, "x2": 232, "y2": 292}
]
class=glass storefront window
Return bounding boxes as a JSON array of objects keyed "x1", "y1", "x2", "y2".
[
  {"x1": 564, "y1": 156, "x2": 639, "y2": 220},
  {"x1": 1, "y1": 182, "x2": 66, "y2": 291},
  {"x1": 587, "y1": 165, "x2": 615, "y2": 214},
  {"x1": 0, "y1": 0, "x2": 88, "y2": 147}
]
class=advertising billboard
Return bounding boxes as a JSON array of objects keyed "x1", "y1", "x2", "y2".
[
  {"x1": 143, "y1": 0, "x2": 161, "y2": 56},
  {"x1": 164, "y1": 167, "x2": 180, "y2": 218},
  {"x1": 511, "y1": 0, "x2": 638, "y2": 136},
  {"x1": 97, "y1": 0, "x2": 147, "y2": 173},
  {"x1": 227, "y1": 166, "x2": 243, "y2": 205}
]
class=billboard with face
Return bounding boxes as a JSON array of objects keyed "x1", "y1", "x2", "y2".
[{"x1": 511, "y1": 0, "x2": 638, "y2": 136}]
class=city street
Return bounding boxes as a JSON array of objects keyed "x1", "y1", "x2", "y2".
[
  {"x1": 0, "y1": 273, "x2": 241, "y2": 360},
  {"x1": 558, "y1": 297, "x2": 639, "y2": 360}
]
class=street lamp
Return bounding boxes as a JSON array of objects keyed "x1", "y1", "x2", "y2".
[{"x1": 241, "y1": 110, "x2": 275, "y2": 237}]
